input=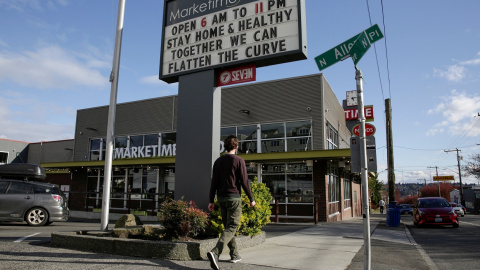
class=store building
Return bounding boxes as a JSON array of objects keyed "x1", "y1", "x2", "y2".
[{"x1": 12, "y1": 73, "x2": 363, "y2": 222}]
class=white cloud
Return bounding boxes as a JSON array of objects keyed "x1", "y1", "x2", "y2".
[
  {"x1": 139, "y1": 75, "x2": 179, "y2": 96},
  {"x1": 433, "y1": 52, "x2": 480, "y2": 82},
  {"x1": 0, "y1": 38, "x2": 9, "y2": 48},
  {"x1": 0, "y1": 45, "x2": 108, "y2": 90},
  {"x1": 433, "y1": 65, "x2": 466, "y2": 82},
  {"x1": 0, "y1": 96, "x2": 74, "y2": 142},
  {"x1": 0, "y1": 0, "x2": 68, "y2": 12},
  {"x1": 427, "y1": 90, "x2": 480, "y2": 136},
  {"x1": 459, "y1": 52, "x2": 480, "y2": 66},
  {"x1": 140, "y1": 75, "x2": 164, "y2": 85}
]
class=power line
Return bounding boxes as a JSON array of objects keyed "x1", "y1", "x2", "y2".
[
  {"x1": 380, "y1": 0, "x2": 392, "y2": 99},
  {"x1": 365, "y1": 0, "x2": 385, "y2": 101}
]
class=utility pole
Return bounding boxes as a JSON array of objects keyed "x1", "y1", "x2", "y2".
[
  {"x1": 427, "y1": 166, "x2": 440, "y2": 197},
  {"x1": 385, "y1": 99, "x2": 396, "y2": 203},
  {"x1": 445, "y1": 149, "x2": 464, "y2": 206}
]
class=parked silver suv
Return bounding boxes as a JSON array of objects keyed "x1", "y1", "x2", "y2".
[{"x1": 0, "y1": 164, "x2": 69, "y2": 226}]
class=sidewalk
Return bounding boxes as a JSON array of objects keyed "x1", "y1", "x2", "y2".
[{"x1": 178, "y1": 214, "x2": 436, "y2": 270}]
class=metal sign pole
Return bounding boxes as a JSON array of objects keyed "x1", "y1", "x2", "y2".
[
  {"x1": 355, "y1": 67, "x2": 371, "y2": 270},
  {"x1": 101, "y1": 0, "x2": 125, "y2": 231}
]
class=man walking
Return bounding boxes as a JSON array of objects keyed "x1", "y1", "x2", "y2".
[
  {"x1": 207, "y1": 135, "x2": 256, "y2": 270},
  {"x1": 379, "y1": 198, "x2": 385, "y2": 214}
]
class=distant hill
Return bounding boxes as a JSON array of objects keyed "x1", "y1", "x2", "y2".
[
  {"x1": 395, "y1": 183, "x2": 424, "y2": 197},
  {"x1": 394, "y1": 183, "x2": 478, "y2": 198}
]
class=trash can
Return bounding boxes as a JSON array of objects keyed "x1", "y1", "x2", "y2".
[{"x1": 386, "y1": 203, "x2": 401, "y2": 227}]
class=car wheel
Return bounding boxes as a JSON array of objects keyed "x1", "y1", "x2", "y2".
[
  {"x1": 25, "y1": 207, "x2": 49, "y2": 226},
  {"x1": 453, "y1": 223, "x2": 459, "y2": 228}
]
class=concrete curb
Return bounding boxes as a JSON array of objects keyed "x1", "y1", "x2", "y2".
[{"x1": 51, "y1": 231, "x2": 265, "y2": 261}]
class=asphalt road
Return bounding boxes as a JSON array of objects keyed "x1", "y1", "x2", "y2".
[{"x1": 406, "y1": 214, "x2": 480, "y2": 270}]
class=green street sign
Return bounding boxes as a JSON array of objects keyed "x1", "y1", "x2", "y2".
[
  {"x1": 351, "y1": 30, "x2": 371, "y2": 66},
  {"x1": 314, "y1": 24, "x2": 384, "y2": 71}
]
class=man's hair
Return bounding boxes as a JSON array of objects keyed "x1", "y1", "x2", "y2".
[{"x1": 224, "y1": 135, "x2": 239, "y2": 152}]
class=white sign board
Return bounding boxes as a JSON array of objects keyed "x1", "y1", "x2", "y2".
[{"x1": 159, "y1": 0, "x2": 307, "y2": 83}]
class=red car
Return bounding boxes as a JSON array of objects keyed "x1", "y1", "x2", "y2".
[{"x1": 412, "y1": 197, "x2": 459, "y2": 228}]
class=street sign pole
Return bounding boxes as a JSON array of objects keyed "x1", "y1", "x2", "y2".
[
  {"x1": 314, "y1": 24, "x2": 384, "y2": 270},
  {"x1": 356, "y1": 68, "x2": 371, "y2": 270}
]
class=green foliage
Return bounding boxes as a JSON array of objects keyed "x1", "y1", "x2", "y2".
[
  {"x1": 157, "y1": 198, "x2": 208, "y2": 240},
  {"x1": 209, "y1": 178, "x2": 272, "y2": 237},
  {"x1": 369, "y1": 172, "x2": 384, "y2": 206}
]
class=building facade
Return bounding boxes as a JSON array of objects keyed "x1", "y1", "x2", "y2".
[{"x1": 10, "y1": 73, "x2": 363, "y2": 222}]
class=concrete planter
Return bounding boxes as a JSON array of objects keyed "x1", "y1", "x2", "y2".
[{"x1": 51, "y1": 231, "x2": 265, "y2": 261}]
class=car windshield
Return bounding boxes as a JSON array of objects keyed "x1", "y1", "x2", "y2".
[{"x1": 418, "y1": 199, "x2": 450, "y2": 208}]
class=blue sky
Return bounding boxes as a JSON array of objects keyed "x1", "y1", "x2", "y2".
[{"x1": 1, "y1": 0, "x2": 479, "y2": 185}]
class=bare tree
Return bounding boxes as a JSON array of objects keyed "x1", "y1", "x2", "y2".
[{"x1": 464, "y1": 154, "x2": 480, "y2": 179}]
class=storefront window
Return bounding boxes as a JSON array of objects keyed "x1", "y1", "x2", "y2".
[
  {"x1": 130, "y1": 135, "x2": 144, "y2": 147},
  {"x1": 86, "y1": 169, "x2": 102, "y2": 208},
  {"x1": 344, "y1": 177, "x2": 352, "y2": 209},
  {"x1": 221, "y1": 127, "x2": 236, "y2": 141},
  {"x1": 89, "y1": 139, "x2": 104, "y2": 161},
  {"x1": 261, "y1": 123, "x2": 285, "y2": 139},
  {"x1": 326, "y1": 124, "x2": 339, "y2": 149},
  {"x1": 286, "y1": 120, "x2": 311, "y2": 137},
  {"x1": 144, "y1": 134, "x2": 159, "y2": 146},
  {"x1": 221, "y1": 120, "x2": 312, "y2": 154},
  {"x1": 328, "y1": 164, "x2": 340, "y2": 203},
  {"x1": 237, "y1": 125, "x2": 257, "y2": 140},
  {"x1": 0, "y1": 152, "x2": 8, "y2": 164},
  {"x1": 239, "y1": 141, "x2": 257, "y2": 154},
  {"x1": 286, "y1": 138, "x2": 312, "y2": 151},
  {"x1": 112, "y1": 171, "x2": 126, "y2": 199},
  {"x1": 287, "y1": 174, "x2": 314, "y2": 203},
  {"x1": 162, "y1": 133, "x2": 176, "y2": 145},
  {"x1": 237, "y1": 125, "x2": 257, "y2": 154},
  {"x1": 262, "y1": 174, "x2": 286, "y2": 203},
  {"x1": 262, "y1": 163, "x2": 313, "y2": 204},
  {"x1": 115, "y1": 136, "x2": 128, "y2": 148}
]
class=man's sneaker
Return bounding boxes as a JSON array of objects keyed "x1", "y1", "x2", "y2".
[
  {"x1": 207, "y1": 251, "x2": 220, "y2": 270},
  {"x1": 230, "y1": 254, "x2": 242, "y2": 263}
]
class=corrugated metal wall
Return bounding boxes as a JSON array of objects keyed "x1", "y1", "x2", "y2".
[
  {"x1": 72, "y1": 74, "x2": 348, "y2": 162},
  {"x1": 28, "y1": 140, "x2": 75, "y2": 164},
  {"x1": 222, "y1": 74, "x2": 326, "y2": 149}
]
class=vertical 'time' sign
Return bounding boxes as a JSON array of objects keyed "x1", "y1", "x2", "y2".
[{"x1": 159, "y1": 0, "x2": 307, "y2": 83}]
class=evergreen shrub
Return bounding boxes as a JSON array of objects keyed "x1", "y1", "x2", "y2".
[
  {"x1": 157, "y1": 198, "x2": 208, "y2": 240},
  {"x1": 209, "y1": 178, "x2": 272, "y2": 237}
]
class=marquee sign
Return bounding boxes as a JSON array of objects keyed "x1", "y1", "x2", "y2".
[{"x1": 159, "y1": 0, "x2": 307, "y2": 83}]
